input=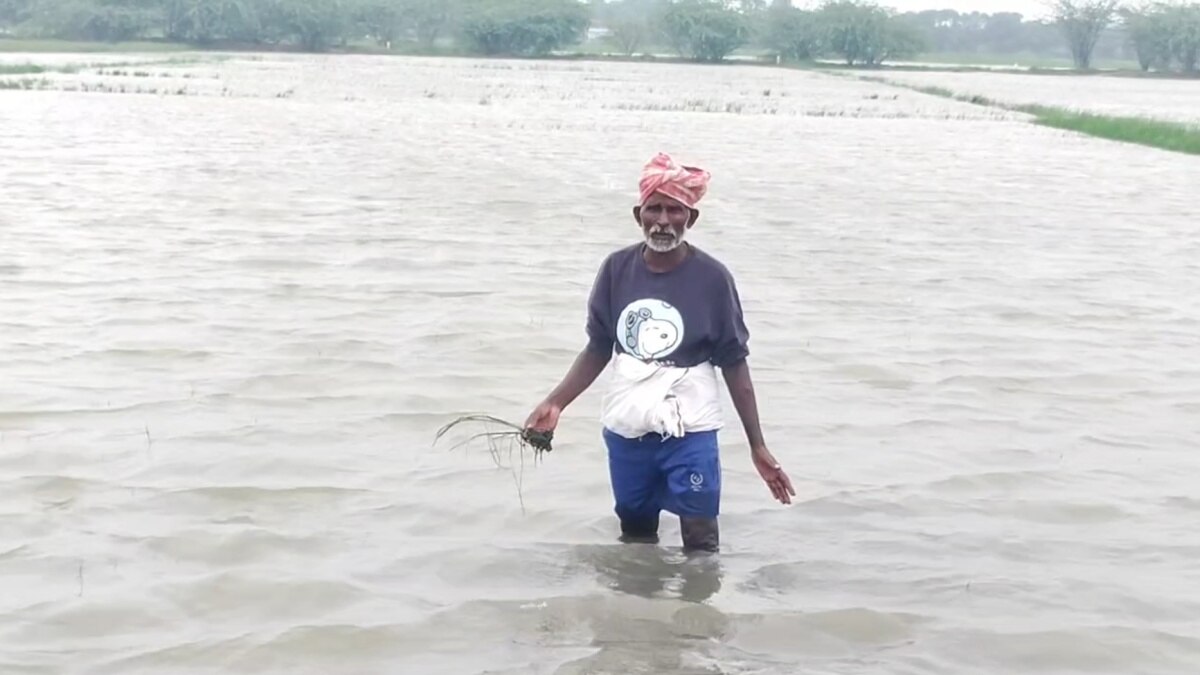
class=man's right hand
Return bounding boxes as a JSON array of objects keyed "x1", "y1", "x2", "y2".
[{"x1": 524, "y1": 400, "x2": 562, "y2": 433}]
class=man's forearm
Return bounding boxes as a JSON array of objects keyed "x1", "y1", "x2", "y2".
[
  {"x1": 546, "y1": 347, "x2": 611, "y2": 409},
  {"x1": 722, "y1": 359, "x2": 766, "y2": 451}
]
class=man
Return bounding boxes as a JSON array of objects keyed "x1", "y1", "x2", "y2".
[{"x1": 524, "y1": 153, "x2": 794, "y2": 553}]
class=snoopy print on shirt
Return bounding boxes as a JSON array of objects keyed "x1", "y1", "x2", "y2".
[{"x1": 584, "y1": 243, "x2": 750, "y2": 370}]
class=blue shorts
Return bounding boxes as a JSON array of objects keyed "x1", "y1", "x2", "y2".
[{"x1": 603, "y1": 428, "x2": 721, "y2": 521}]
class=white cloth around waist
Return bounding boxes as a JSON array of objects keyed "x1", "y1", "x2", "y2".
[{"x1": 599, "y1": 353, "x2": 724, "y2": 440}]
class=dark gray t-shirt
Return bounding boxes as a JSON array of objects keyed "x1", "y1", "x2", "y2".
[{"x1": 585, "y1": 243, "x2": 749, "y2": 369}]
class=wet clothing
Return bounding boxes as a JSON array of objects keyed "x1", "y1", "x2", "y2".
[
  {"x1": 604, "y1": 428, "x2": 722, "y2": 521},
  {"x1": 585, "y1": 243, "x2": 748, "y2": 551},
  {"x1": 584, "y1": 242, "x2": 749, "y2": 370},
  {"x1": 599, "y1": 352, "x2": 724, "y2": 440}
]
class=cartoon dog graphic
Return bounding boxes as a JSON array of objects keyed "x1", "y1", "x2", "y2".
[{"x1": 622, "y1": 301, "x2": 683, "y2": 361}]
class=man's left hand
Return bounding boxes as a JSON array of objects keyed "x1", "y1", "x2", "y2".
[{"x1": 751, "y1": 446, "x2": 795, "y2": 505}]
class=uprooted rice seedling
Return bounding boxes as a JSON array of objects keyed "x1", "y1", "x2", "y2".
[{"x1": 433, "y1": 414, "x2": 553, "y2": 514}]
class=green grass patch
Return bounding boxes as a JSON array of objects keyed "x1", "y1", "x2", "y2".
[
  {"x1": 0, "y1": 63, "x2": 47, "y2": 74},
  {"x1": 1022, "y1": 107, "x2": 1200, "y2": 155},
  {"x1": 876, "y1": 77, "x2": 1200, "y2": 155}
]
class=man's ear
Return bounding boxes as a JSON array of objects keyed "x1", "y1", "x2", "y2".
[
  {"x1": 632, "y1": 205, "x2": 642, "y2": 225},
  {"x1": 687, "y1": 208, "x2": 700, "y2": 228}
]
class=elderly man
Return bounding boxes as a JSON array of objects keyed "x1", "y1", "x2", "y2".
[{"x1": 524, "y1": 153, "x2": 794, "y2": 553}]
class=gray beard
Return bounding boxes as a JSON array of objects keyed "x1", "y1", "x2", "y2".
[{"x1": 645, "y1": 226, "x2": 685, "y2": 253}]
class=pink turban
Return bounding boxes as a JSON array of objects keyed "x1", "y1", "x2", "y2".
[{"x1": 638, "y1": 153, "x2": 710, "y2": 209}]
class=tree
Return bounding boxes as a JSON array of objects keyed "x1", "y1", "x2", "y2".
[
  {"x1": 1116, "y1": 2, "x2": 1200, "y2": 74},
  {"x1": 1122, "y1": 3, "x2": 1173, "y2": 70},
  {"x1": 764, "y1": 4, "x2": 821, "y2": 61},
  {"x1": 276, "y1": 0, "x2": 346, "y2": 51},
  {"x1": 458, "y1": 0, "x2": 590, "y2": 57},
  {"x1": 353, "y1": 0, "x2": 407, "y2": 47},
  {"x1": 26, "y1": 0, "x2": 160, "y2": 42},
  {"x1": 883, "y1": 18, "x2": 928, "y2": 63},
  {"x1": 603, "y1": 0, "x2": 650, "y2": 56},
  {"x1": 815, "y1": 0, "x2": 926, "y2": 66},
  {"x1": 0, "y1": 0, "x2": 35, "y2": 32},
  {"x1": 980, "y1": 12, "x2": 1026, "y2": 52},
  {"x1": 403, "y1": 0, "x2": 456, "y2": 48},
  {"x1": 1049, "y1": 0, "x2": 1119, "y2": 69},
  {"x1": 608, "y1": 17, "x2": 646, "y2": 55},
  {"x1": 162, "y1": 0, "x2": 261, "y2": 44},
  {"x1": 1162, "y1": 2, "x2": 1200, "y2": 73},
  {"x1": 661, "y1": 0, "x2": 751, "y2": 62}
]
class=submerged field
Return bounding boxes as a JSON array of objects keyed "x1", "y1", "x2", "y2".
[
  {"x1": 0, "y1": 52, "x2": 1017, "y2": 119},
  {"x1": 2, "y1": 54, "x2": 1199, "y2": 675},
  {"x1": 858, "y1": 69, "x2": 1200, "y2": 125}
]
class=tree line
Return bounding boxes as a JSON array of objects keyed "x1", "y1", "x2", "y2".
[
  {"x1": 1117, "y1": 2, "x2": 1200, "y2": 72},
  {"x1": 598, "y1": 0, "x2": 929, "y2": 65},
  {"x1": 0, "y1": 0, "x2": 1197, "y2": 73},
  {"x1": 1045, "y1": 0, "x2": 1199, "y2": 72}
]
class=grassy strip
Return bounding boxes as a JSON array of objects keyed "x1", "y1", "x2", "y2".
[
  {"x1": 1023, "y1": 106, "x2": 1200, "y2": 155},
  {"x1": 0, "y1": 63, "x2": 47, "y2": 74},
  {"x1": 866, "y1": 77, "x2": 1200, "y2": 156},
  {"x1": 813, "y1": 59, "x2": 1198, "y2": 79}
]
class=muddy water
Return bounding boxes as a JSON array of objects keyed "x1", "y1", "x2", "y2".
[{"x1": 1, "y1": 55, "x2": 1199, "y2": 675}]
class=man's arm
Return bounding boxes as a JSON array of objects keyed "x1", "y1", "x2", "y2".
[
  {"x1": 525, "y1": 346, "x2": 610, "y2": 432},
  {"x1": 722, "y1": 358, "x2": 796, "y2": 504},
  {"x1": 527, "y1": 251, "x2": 616, "y2": 433},
  {"x1": 710, "y1": 268, "x2": 794, "y2": 503},
  {"x1": 711, "y1": 270, "x2": 759, "y2": 447},
  {"x1": 545, "y1": 347, "x2": 611, "y2": 410},
  {"x1": 721, "y1": 358, "x2": 766, "y2": 451}
]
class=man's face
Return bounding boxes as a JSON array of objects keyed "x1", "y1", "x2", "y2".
[{"x1": 635, "y1": 192, "x2": 698, "y2": 253}]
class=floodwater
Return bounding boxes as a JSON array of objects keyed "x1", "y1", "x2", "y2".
[
  {"x1": 864, "y1": 69, "x2": 1200, "y2": 124},
  {"x1": 2, "y1": 54, "x2": 1199, "y2": 675}
]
